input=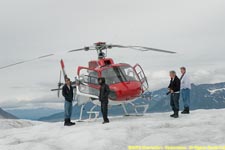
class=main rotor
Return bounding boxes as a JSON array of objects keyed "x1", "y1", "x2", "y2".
[
  {"x1": 68, "y1": 41, "x2": 177, "y2": 59},
  {"x1": 95, "y1": 42, "x2": 110, "y2": 59},
  {"x1": 0, "y1": 42, "x2": 177, "y2": 70}
]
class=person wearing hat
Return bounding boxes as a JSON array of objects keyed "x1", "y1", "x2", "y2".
[{"x1": 98, "y1": 77, "x2": 110, "y2": 124}]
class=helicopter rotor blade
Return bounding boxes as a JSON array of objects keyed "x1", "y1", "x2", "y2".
[
  {"x1": 59, "y1": 70, "x2": 62, "y2": 83},
  {"x1": 129, "y1": 46, "x2": 176, "y2": 54},
  {"x1": 51, "y1": 88, "x2": 62, "y2": 91},
  {"x1": 0, "y1": 54, "x2": 54, "y2": 70},
  {"x1": 0, "y1": 61, "x2": 27, "y2": 70},
  {"x1": 0, "y1": 43, "x2": 176, "y2": 70},
  {"x1": 68, "y1": 46, "x2": 95, "y2": 53},
  {"x1": 57, "y1": 71, "x2": 62, "y2": 97},
  {"x1": 108, "y1": 44, "x2": 126, "y2": 48},
  {"x1": 68, "y1": 48, "x2": 87, "y2": 52},
  {"x1": 109, "y1": 45, "x2": 176, "y2": 54}
]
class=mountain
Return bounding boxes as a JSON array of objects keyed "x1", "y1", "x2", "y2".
[
  {"x1": 0, "y1": 108, "x2": 18, "y2": 119},
  {"x1": 149, "y1": 82, "x2": 225, "y2": 112},
  {"x1": 1, "y1": 109, "x2": 225, "y2": 150},
  {"x1": 39, "y1": 82, "x2": 225, "y2": 122},
  {"x1": 6, "y1": 108, "x2": 62, "y2": 120}
]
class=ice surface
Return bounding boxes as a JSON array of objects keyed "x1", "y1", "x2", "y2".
[{"x1": 0, "y1": 109, "x2": 225, "y2": 150}]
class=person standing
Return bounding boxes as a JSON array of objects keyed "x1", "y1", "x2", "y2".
[
  {"x1": 180, "y1": 67, "x2": 191, "y2": 114},
  {"x1": 98, "y1": 77, "x2": 110, "y2": 124},
  {"x1": 168, "y1": 71, "x2": 181, "y2": 118},
  {"x1": 62, "y1": 78, "x2": 75, "y2": 126}
]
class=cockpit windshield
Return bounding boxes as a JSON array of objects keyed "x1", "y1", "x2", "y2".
[{"x1": 102, "y1": 66, "x2": 139, "y2": 85}]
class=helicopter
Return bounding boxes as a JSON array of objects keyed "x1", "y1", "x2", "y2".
[
  {"x1": 50, "y1": 42, "x2": 176, "y2": 120},
  {"x1": 0, "y1": 42, "x2": 176, "y2": 121}
]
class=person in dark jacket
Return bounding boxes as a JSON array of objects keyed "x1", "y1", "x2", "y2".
[
  {"x1": 62, "y1": 78, "x2": 75, "y2": 126},
  {"x1": 168, "y1": 71, "x2": 181, "y2": 118},
  {"x1": 98, "y1": 77, "x2": 110, "y2": 124}
]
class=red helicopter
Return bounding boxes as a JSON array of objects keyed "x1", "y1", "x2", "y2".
[
  {"x1": 52, "y1": 42, "x2": 176, "y2": 120},
  {"x1": 0, "y1": 42, "x2": 176, "y2": 120}
]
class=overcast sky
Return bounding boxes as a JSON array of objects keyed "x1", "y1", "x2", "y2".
[{"x1": 0, "y1": 0, "x2": 225, "y2": 110}]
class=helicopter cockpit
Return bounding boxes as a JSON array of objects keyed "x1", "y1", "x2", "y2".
[
  {"x1": 102, "y1": 65, "x2": 139, "y2": 85},
  {"x1": 77, "y1": 64, "x2": 141, "y2": 100}
]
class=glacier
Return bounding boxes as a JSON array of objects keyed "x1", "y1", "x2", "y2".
[{"x1": 0, "y1": 109, "x2": 225, "y2": 150}]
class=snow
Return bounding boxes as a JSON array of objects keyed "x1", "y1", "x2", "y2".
[
  {"x1": 0, "y1": 109, "x2": 225, "y2": 150},
  {"x1": 208, "y1": 88, "x2": 225, "y2": 94},
  {"x1": 0, "y1": 119, "x2": 38, "y2": 130}
]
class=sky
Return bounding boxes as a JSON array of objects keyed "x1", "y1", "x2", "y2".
[{"x1": 0, "y1": 0, "x2": 225, "y2": 110}]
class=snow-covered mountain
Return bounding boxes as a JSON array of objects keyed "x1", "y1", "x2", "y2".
[
  {"x1": 0, "y1": 108, "x2": 17, "y2": 119},
  {"x1": 7, "y1": 108, "x2": 62, "y2": 120},
  {"x1": 0, "y1": 109, "x2": 225, "y2": 150},
  {"x1": 150, "y1": 82, "x2": 225, "y2": 112},
  {"x1": 39, "y1": 82, "x2": 225, "y2": 122}
]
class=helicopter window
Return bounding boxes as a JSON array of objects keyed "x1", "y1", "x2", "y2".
[
  {"x1": 123, "y1": 67, "x2": 139, "y2": 81},
  {"x1": 88, "y1": 71, "x2": 99, "y2": 84},
  {"x1": 79, "y1": 69, "x2": 99, "y2": 85},
  {"x1": 102, "y1": 66, "x2": 139, "y2": 85},
  {"x1": 104, "y1": 60, "x2": 114, "y2": 66},
  {"x1": 78, "y1": 69, "x2": 99, "y2": 97}
]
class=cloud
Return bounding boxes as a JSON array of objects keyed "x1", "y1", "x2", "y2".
[{"x1": 192, "y1": 69, "x2": 225, "y2": 85}]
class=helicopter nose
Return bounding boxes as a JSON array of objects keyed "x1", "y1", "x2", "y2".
[{"x1": 110, "y1": 81, "x2": 142, "y2": 101}]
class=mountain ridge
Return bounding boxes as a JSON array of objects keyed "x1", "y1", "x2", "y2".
[
  {"x1": 39, "y1": 82, "x2": 225, "y2": 122},
  {"x1": 0, "y1": 107, "x2": 18, "y2": 119}
]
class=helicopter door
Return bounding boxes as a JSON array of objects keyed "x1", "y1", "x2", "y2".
[
  {"x1": 133, "y1": 64, "x2": 149, "y2": 90},
  {"x1": 77, "y1": 67, "x2": 100, "y2": 98}
]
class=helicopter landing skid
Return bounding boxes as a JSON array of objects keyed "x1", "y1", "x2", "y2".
[
  {"x1": 77, "y1": 104, "x2": 85, "y2": 122},
  {"x1": 77, "y1": 104, "x2": 100, "y2": 122},
  {"x1": 77, "y1": 100, "x2": 149, "y2": 122},
  {"x1": 122, "y1": 102, "x2": 149, "y2": 116},
  {"x1": 86, "y1": 105, "x2": 99, "y2": 121}
]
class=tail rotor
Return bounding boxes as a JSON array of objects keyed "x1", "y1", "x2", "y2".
[
  {"x1": 57, "y1": 71, "x2": 63, "y2": 97},
  {"x1": 51, "y1": 71, "x2": 64, "y2": 97}
]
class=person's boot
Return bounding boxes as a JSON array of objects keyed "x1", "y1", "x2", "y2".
[
  {"x1": 69, "y1": 119, "x2": 76, "y2": 126},
  {"x1": 181, "y1": 109, "x2": 186, "y2": 114},
  {"x1": 181, "y1": 107, "x2": 187, "y2": 114},
  {"x1": 102, "y1": 118, "x2": 110, "y2": 124},
  {"x1": 64, "y1": 119, "x2": 71, "y2": 126},
  {"x1": 173, "y1": 111, "x2": 179, "y2": 118},
  {"x1": 170, "y1": 111, "x2": 176, "y2": 117},
  {"x1": 181, "y1": 107, "x2": 190, "y2": 114},
  {"x1": 186, "y1": 107, "x2": 190, "y2": 114},
  {"x1": 102, "y1": 121, "x2": 109, "y2": 124}
]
